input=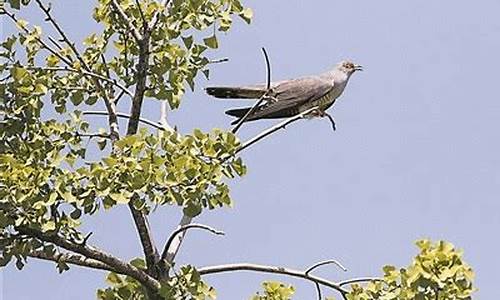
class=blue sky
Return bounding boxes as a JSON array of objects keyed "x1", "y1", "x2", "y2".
[{"x1": 2, "y1": 0, "x2": 500, "y2": 299}]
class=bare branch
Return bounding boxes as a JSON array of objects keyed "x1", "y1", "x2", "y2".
[
  {"x1": 198, "y1": 263, "x2": 349, "y2": 295},
  {"x1": 110, "y1": 0, "x2": 143, "y2": 42},
  {"x1": 338, "y1": 277, "x2": 382, "y2": 287},
  {"x1": 127, "y1": 199, "x2": 159, "y2": 277},
  {"x1": 82, "y1": 111, "x2": 165, "y2": 131},
  {"x1": 235, "y1": 106, "x2": 319, "y2": 155},
  {"x1": 161, "y1": 223, "x2": 225, "y2": 261},
  {"x1": 231, "y1": 47, "x2": 272, "y2": 134},
  {"x1": 306, "y1": 259, "x2": 347, "y2": 300},
  {"x1": 76, "y1": 132, "x2": 111, "y2": 139},
  {"x1": 324, "y1": 112, "x2": 336, "y2": 131},
  {"x1": 207, "y1": 58, "x2": 229, "y2": 64},
  {"x1": 306, "y1": 259, "x2": 347, "y2": 275},
  {"x1": 16, "y1": 227, "x2": 160, "y2": 291},
  {"x1": 28, "y1": 249, "x2": 114, "y2": 272},
  {"x1": 163, "y1": 215, "x2": 193, "y2": 265},
  {"x1": 159, "y1": 101, "x2": 175, "y2": 132}
]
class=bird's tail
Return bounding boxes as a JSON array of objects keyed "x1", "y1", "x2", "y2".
[
  {"x1": 225, "y1": 107, "x2": 252, "y2": 125},
  {"x1": 205, "y1": 86, "x2": 266, "y2": 99}
]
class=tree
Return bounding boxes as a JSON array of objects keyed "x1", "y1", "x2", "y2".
[{"x1": 0, "y1": 1, "x2": 475, "y2": 299}]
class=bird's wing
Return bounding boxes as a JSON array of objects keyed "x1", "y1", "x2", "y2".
[{"x1": 248, "y1": 76, "x2": 334, "y2": 119}]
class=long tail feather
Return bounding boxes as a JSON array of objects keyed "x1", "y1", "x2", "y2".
[{"x1": 206, "y1": 86, "x2": 266, "y2": 99}]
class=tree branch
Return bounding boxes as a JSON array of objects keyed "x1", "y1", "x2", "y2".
[
  {"x1": 134, "y1": 0, "x2": 148, "y2": 32},
  {"x1": 34, "y1": 0, "x2": 85, "y2": 67},
  {"x1": 161, "y1": 224, "x2": 224, "y2": 262},
  {"x1": 148, "y1": 0, "x2": 172, "y2": 33},
  {"x1": 306, "y1": 259, "x2": 347, "y2": 274},
  {"x1": 28, "y1": 249, "x2": 114, "y2": 272},
  {"x1": 118, "y1": 23, "x2": 159, "y2": 276},
  {"x1": 21, "y1": 66, "x2": 133, "y2": 97},
  {"x1": 3, "y1": 9, "x2": 72, "y2": 66},
  {"x1": 110, "y1": 0, "x2": 143, "y2": 42},
  {"x1": 82, "y1": 111, "x2": 165, "y2": 131},
  {"x1": 162, "y1": 215, "x2": 193, "y2": 267},
  {"x1": 338, "y1": 277, "x2": 382, "y2": 287},
  {"x1": 16, "y1": 227, "x2": 160, "y2": 291},
  {"x1": 159, "y1": 102, "x2": 175, "y2": 131},
  {"x1": 198, "y1": 263, "x2": 349, "y2": 295},
  {"x1": 306, "y1": 259, "x2": 347, "y2": 300},
  {"x1": 235, "y1": 106, "x2": 319, "y2": 155},
  {"x1": 231, "y1": 47, "x2": 272, "y2": 134},
  {"x1": 33, "y1": 0, "x2": 120, "y2": 140}
]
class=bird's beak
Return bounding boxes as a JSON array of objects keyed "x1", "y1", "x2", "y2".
[{"x1": 354, "y1": 65, "x2": 363, "y2": 71}]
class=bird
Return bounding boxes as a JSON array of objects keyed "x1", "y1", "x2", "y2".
[{"x1": 205, "y1": 60, "x2": 362, "y2": 129}]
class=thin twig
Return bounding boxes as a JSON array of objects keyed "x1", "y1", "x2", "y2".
[
  {"x1": 134, "y1": 0, "x2": 148, "y2": 32},
  {"x1": 47, "y1": 36, "x2": 64, "y2": 51},
  {"x1": 235, "y1": 106, "x2": 319, "y2": 155},
  {"x1": 34, "y1": 0, "x2": 86, "y2": 67},
  {"x1": 3, "y1": 9, "x2": 72, "y2": 66},
  {"x1": 306, "y1": 259, "x2": 347, "y2": 275},
  {"x1": 110, "y1": 0, "x2": 143, "y2": 42},
  {"x1": 82, "y1": 111, "x2": 165, "y2": 131},
  {"x1": 20, "y1": 66, "x2": 133, "y2": 97},
  {"x1": 161, "y1": 223, "x2": 224, "y2": 261},
  {"x1": 324, "y1": 112, "x2": 336, "y2": 131},
  {"x1": 338, "y1": 277, "x2": 382, "y2": 287},
  {"x1": 198, "y1": 263, "x2": 349, "y2": 295},
  {"x1": 207, "y1": 58, "x2": 229, "y2": 64},
  {"x1": 162, "y1": 215, "x2": 192, "y2": 270},
  {"x1": 76, "y1": 132, "x2": 111, "y2": 139},
  {"x1": 231, "y1": 47, "x2": 272, "y2": 134}
]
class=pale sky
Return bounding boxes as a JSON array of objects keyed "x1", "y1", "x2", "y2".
[{"x1": 2, "y1": 0, "x2": 500, "y2": 299}]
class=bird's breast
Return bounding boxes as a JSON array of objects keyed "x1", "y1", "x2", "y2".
[{"x1": 303, "y1": 88, "x2": 339, "y2": 111}]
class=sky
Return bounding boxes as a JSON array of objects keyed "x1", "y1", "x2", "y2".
[{"x1": 2, "y1": 0, "x2": 500, "y2": 299}]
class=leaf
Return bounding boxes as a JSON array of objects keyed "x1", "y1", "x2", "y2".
[
  {"x1": 9, "y1": 0, "x2": 21, "y2": 10},
  {"x1": 203, "y1": 35, "x2": 218, "y2": 49},
  {"x1": 239, "y1": 8, "x2": 253, "y2": 24},
  {"x1": 34, "y1": 83, "x2": 47, "y2": 95},
  {"x1": 110, "y1": 192, "x2": 129, "y2": 204},
  {"x1": 41, "y1": 221, "x2": 56, "y2": 232},
  {"x1": 70, "y1": 91, "x2": 84, "y2": 105},
  {"x1": 10, "y1": 66, "x2": 28, "y2": 81},
  {"x1": 182, "y1": 35, "x2": 193, "y2": 49}
]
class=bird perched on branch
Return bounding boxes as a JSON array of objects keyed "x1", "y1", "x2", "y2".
[{"x1": 205, "y1": 60, "x2": 362, "y2": 129}]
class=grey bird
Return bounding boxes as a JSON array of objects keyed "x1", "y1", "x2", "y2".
[{"x1": 205, "y1": 60, "x2": 362, "y2": 127}]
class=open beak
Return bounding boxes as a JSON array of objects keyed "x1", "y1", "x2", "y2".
[{"x1": 354, "y1": 65, "x2": 363, "y2": 71}]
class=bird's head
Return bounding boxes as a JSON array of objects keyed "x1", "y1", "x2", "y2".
[{"x1": 338, "y1": 60, "x2": 363, "y2": 75}]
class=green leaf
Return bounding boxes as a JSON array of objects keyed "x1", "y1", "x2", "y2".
[
  {"x1": 9, "y1": 0, "x2": 21, "y2": 10},
  {"x1": 182, "y1": 35, "x2": 194, "y2": 49},
  {"x1": 239, "y1": 8, "x2": 253, "y2": 24},
  {"x1": 70, "y1": 91, "x2": 84, "y2": 105},
  {"x1": 110, "y1": 192, "x2": 129, "y2": 204},
  {"x1": 203, "y1": 35, "x2": 218, "y2": 49},
  {"x1": 34, "y1": 83, "x2": 47, "y2": 95}
]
